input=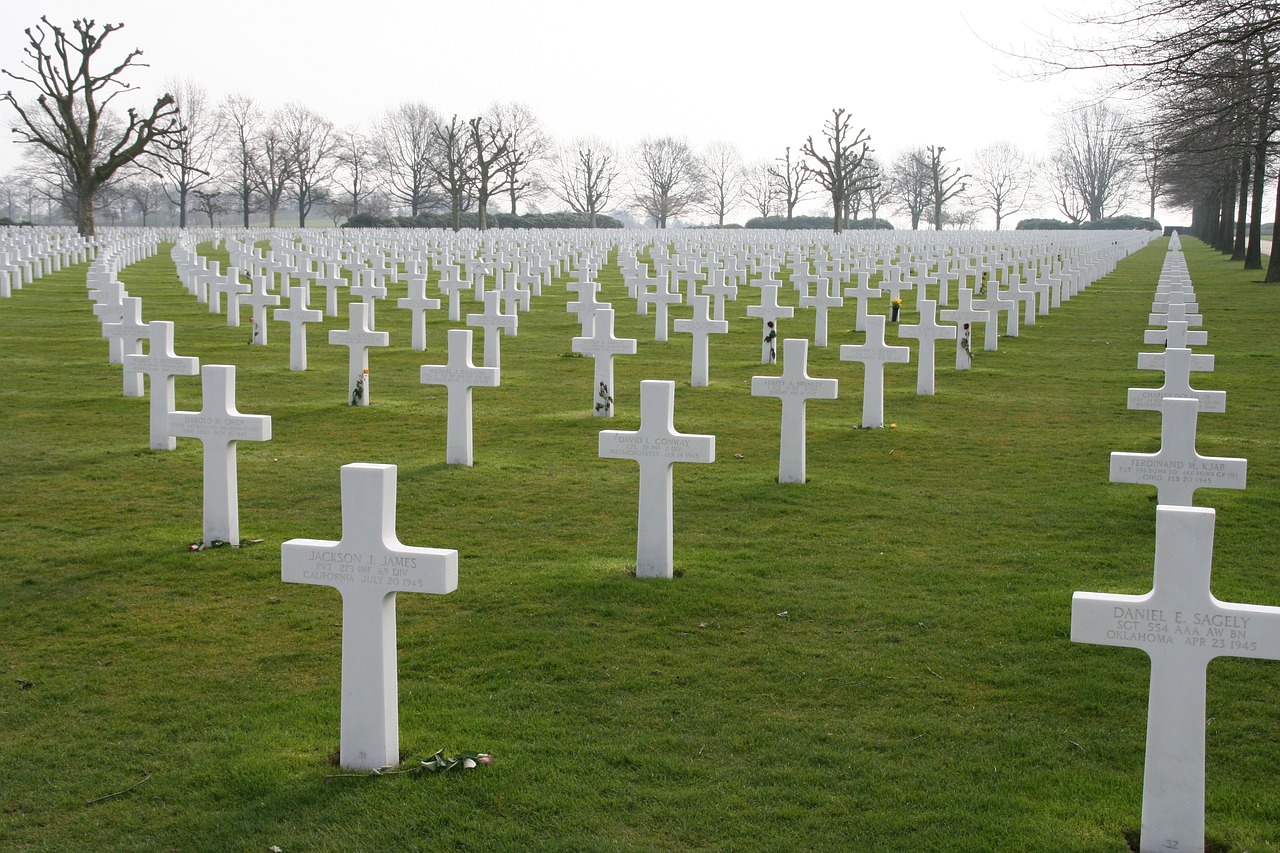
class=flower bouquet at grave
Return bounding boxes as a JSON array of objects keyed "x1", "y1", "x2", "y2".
[
  {"x1": 961, "y1": 322, "x2": 973, "y2": 365},
  {"x1": 595, "y1": 381, "x2": 613, "y2": 415},
  {"x1": 890, "y1": 298, "x2": 902, "y2": 323},
  {"x1": 764, "y1": 321, "x2": 778, "y2": 362}
]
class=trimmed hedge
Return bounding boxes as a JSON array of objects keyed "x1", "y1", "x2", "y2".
[
  {"x1": 744, "y1": 215, "x2": 894, "y2": 230},
  {"x1": 1017, "y1": 215, "x2": 1162, "y2": 231},
  {"x1": 343, "y1": 211, "x2": 624, "y2": 229}
]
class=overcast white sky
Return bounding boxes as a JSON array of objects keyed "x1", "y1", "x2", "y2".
[{"x1": 2, "y1": 0, "x2": 1164, "y2": 226}]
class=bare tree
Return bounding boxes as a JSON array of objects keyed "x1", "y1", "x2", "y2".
[
  {"x1": 1, "y1": 17, "x2": 180, "y2": 235},
  {"x1": 429, "y1": 114, "x2": 474, "y2": 232},
  {"x1": 1047, "y1": 150, "x2": 1088, "y2": 225},
  {"x1": 333, "y1": 125, "x2": 377, "y2": 220},
  {"x1": 969, "y1": 141, "x2": 1034, "y2": 229},
  {"x1": 740, "y1": 160, "x2": 776, "y2": 221},
  {"x1": 280, "y1": 103, "x2": 336, "y2": 227},
  {"x1": 120, "y1": 175, "x2": 163, "y2": 224},
  {"x1": 492, "y1": 102, "x2": 549, "y2": 214},
  {"x1": 375, "y1": 102, "x2": 439, "y2": 217},
  {"x1": 848, "y1": 156, "x2": 885, "y2": 224},
  {"x1": 468, "y1": 113, "x2": 511, "y2": 230},
  {"x1": 919, "y1": 145, "x2": 967, "y2": 230},
  {"x1": 155, "y1": 79, "x2": 219, "y2": 228},
  {"x1": 802, "y1": 108, "x2": 873, "y2": 233},
  {"x1": 252, "y1": 116, "x2": 292, "y2": 228},
  {"x1": 191, "y1": 187, "x2": 223, "y2": 227},
  {"x1": 217, "y1": 93, "x2": 263, "y2": 227},
  {"x1": 699, "y1": 141, "x2": 745, "y2": 226},
  {"x1": 631, "y1": 136, "x2": 703, "y2": 228},
  {"x1": 1052, "y1": 101, "x2": 1134, "y2": 221},
  {"x1": 552, "y1": 138, "x2": 619, "y2": 227},
  {"x1": 888, "y1": 148, "x2": 931, "y2": 229},
  {"x1": 767, "y1": 146, "x2": 812, "y2": 228}
]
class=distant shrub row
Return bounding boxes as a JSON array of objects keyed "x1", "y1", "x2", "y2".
[
  {"x1": 744, "y1": 216, "x2": 894, "y2": 230},
  {"x1": 1015, "y1": 216, "x2": 1162, "y2": 231},
  {"x1": 343, "y1": 211, "x2": 623, "y2": 230}
]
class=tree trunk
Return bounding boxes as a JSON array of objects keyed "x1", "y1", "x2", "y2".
[
  {"x1": 1246, "y1": 140, "x2": 1266, "y2": 269},
  {"x1": 268, "y1": 202, "x2": 278, "y2": 228},
  {"x1": 1232, "y1": 155, "x2": 1250, "y2": 261},
  {"x1": 1267, "y1": 171, "x2": 1280, "y2": 283},
  {"x1": 179, "y1": 186, "x2": 189, "y2": 229},
  {"x1": 1217, "y1": 179, "x2": 1236, "y2": 254},
  {"x1": 76, "y1": 186, "x2": 96, "y2": 237}
]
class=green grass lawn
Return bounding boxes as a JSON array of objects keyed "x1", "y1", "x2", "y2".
[{"x1": 1, "y1": 234, "x2": 1277, "y2": 852}]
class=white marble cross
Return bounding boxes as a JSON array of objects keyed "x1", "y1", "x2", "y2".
[
  {"x1": 330, "y1": 302, "x2": 389, "y2": 407},
  {"x1": 168, "y1": 364, "x2": 271, "y2": 545},
  {"x1": 746, "y1": 283, "x2": 794, "y2": 364},
  {"x1": 466, "y1": 290, "x2": 518, "y2": 370},
  {"x1": 1145, "y1": 320, "x2": 1207, "y2": 350},
  {"x1": 842, "y1": 271, "x2": 882, "y2": 333},
  {"x1": 242, "y1": 275, "x2": 282, "y2": 345},
  {"x1": 567, "y1": 283, "x2": 607, "y2": 336},
  {"x1": 437, "y1": 264, "x2": 471, "y2": 321},
  {"x1": 640, "y1": 281, "x2": 683, "y2": 342},
  {"x1": 397, "y1": 275, "x2": 441, "y2": 352},
  {"x1": 1110, "y1": 396, "x2": 1246, "y2": 506},
  {"x1": 222, "y1": 268, "x2": 252, "y2": 327},
  {"x1": 702, "y1": 267, "x2": 738, "y2": 321},
  {"x1": 1127, "y1": 348, "x2": 1225, "y2": 413},
  {"x1": 939, "y1": 287, "x2": 989, "y2": 370},
  {"x1": 350, "y1": 269, "x2": 388, "y2": 328},
  {"x1": 572, "y1": 307, "x2": 637, "y2": 417},
  {"x1": 599, "y1": 380, "x2": 715, "y2": 579},
  {"x1": 1071, "y1": 506, "x2": 1280, "y2": 853},
  {"x1": 751, "y1": 338, "x2": 839, "y2": 483},
  {"x1": 673, "y1": 294, "x2": 729, "y2": 387},
  {"x1": 975, "y1": 283, "x2": 1014, "y2": 351},
  {"x1": 316, "y1": 263, "x2": 348, "y2": 318},
  {"x1": 103, "y1": 295, "x2": 149, "y2": 397},
  {"x1": 420, "y1": 328, "x2": 500, "y2": 465},
  {"x1": 282, "y1": 463, "x2": 458, "y2": 771},
  {"x1": 1150, "y1": 302, "x2": 1203, "y2": 328},
  {"x1": 124, "y1": 320, "x2": 201, "y2": 450},
  {"x1": 898, "y1": 298, "x2": 956, "y2": 396},
  {"x1": 839, "y1": 314, "x2": 910, "y2": 429},
  {"x1": 274, "y1": 286, "x2": 324, "y2": 371},
  {"x1": 799, "y1": 277, "x2": 843, "y2": 347}
]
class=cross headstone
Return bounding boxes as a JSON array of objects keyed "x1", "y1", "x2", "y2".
[
  {"x1": 746, "y1": 283, "x2": 795, "y2": 364},
  {"x1": 672, "y1": 294, "x2": 729, "y2": 387},
  {"x1": 799, "y1": 278, "x2": 843, "y2": 347},
  {"x1": 1071, "y1": 506, "x2": 1280, "y2": 853},
  {"x1": 1127, "y1": 348, "x2": 1225, "y2": 413},
  {"x1": 572, "y1": 307, "x2": 637, "y2": 417},
  {"x1": 420, "y1": 328, "x2": 500, "y2": 466},
  {"x1": 330, "y1": 302, "x2": 390, "y2": 407},
  {"x1": 640, "y1": 282, "x2": 683, "y2": 342},
  {"x1": 168, "y1": 364, "x2": 271, "y2": 546},
  {"x1": 274, "y1": 286, "x2": 324, "y2": 371},
  {"x1": 316, "y1": 264, "x2": 348, "y2": 318},
  {"x1": 242, "y1": 275, "x2": 282, "y2": 345},
  {"x1": 1110, "y1": 396, "x2": 1246, "y2": 505},
  {"x1": 897, "y1": 298, "x2": 956, "y2": 396},
  {"x1": 465, "y1": 290, "x2": 518, "y2": 370},
  {"x1": 1145, "y1": 320, "x2": 1208, "y2": 350},
  {"x1": 437, "y1": 264, "x2": 471, "y2": 321},
  {"x1": 751, "y1": 338, "x2": 839, "y2": 484},
  {"x1": 350, "y1": 269, "x2": 388, "y2": 329},
  {"x1": 939, "y1": 287, "x2": 989, "y2": 370},
  {"x1": 599, "y1": 380, "x2": 715, "y2": 579},
  {"x1": 282, "y1": 463, "x2": 458, "y2": 771},
  {"x1": 975, "y1": 283, "x2": 1014, "y2": 351},
  {"x1": 839, "y1": 314, "x2": 910, "y2": 429},
  {"x1": 124, "y1": 321, "x2": 201, "y2": 450},
  {"x1": 103, "y1": 295, "x2": 149, "y2": 397},
  {"x1": 842, "y1": 272, "x2": 882, "y2": 333},
  {"x1": 397, "y1": 275, "x2": 441, "y2": 352}
]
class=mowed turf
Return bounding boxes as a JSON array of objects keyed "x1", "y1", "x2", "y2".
[{"x1": 1, "y1": 233, "x2": 1277, "y2": 853}]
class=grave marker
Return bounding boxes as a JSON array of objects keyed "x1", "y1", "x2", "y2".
[
  {"x1": 420, "y1": 328, "x2": 500, "y2": 465},
  {"x1": 572, "y1": 307, "x2": 637, "y2": 417},
  {"x1": 751, "y1": 338, "x2": 839, "y2": 483},
  {"x1": 1072, "y1": 506, "x2": 1280, "y2": 853},
  {"x1": 1110, "y1": 397, "x2": 1246, "y2": 505},
  {"x1": 329, "y1": 303, "x2": 389, "y2": 407},
  {"x1": 672, "y1": 294, "x2": 728, "y2": 387},
  {"x1": 169, "y1": 364, "x2": 272, "y2": 546},
  {"x1": 839, "y1": 314, "x2": 910, "y2": 429},
  {"x1": 599, "y1": 380, "x2": 715, "y2": 579},
  {"x1": 282, "y1": 463, "x2": 458, "y2": 771},
  {"x1": 897, "y1": 298, "x2": 956, "y2": 395},
  {"x1": 274, "y1": 286, "x2": 324, "y2": 371},
  {"x1": 124, "y1": 321, "x2": 200, "y2": 450}
]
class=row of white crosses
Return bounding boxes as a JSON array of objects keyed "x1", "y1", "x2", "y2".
[{"x1": 1071, "y1": 234, "x2": 1276, "y2": 853}]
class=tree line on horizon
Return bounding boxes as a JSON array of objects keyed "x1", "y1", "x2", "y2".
[{"x1": 0, "y1": 11, "x2": 1266, "y2": 261}]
